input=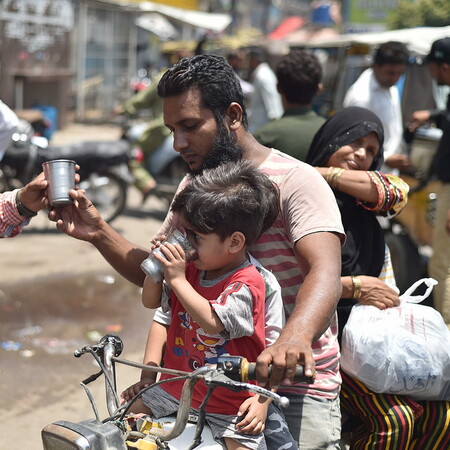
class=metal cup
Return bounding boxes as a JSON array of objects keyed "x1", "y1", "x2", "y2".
[
  {"x1": 42, "y1": 159, "x2": 76, "y2": 207},
  {"x1": 141, "y1": 228, "x2": 196, "y2": 283}
]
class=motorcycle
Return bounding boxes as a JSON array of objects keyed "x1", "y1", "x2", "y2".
[
  {"x1": 123, "y1": 118, "x2": 188, "y2": 206},
  {"x1": 0, "y1": 120, "x2": 132, "y2": 223},
  {"x1": 41, "y1": 334, "x2": 310, "y2": 449}
]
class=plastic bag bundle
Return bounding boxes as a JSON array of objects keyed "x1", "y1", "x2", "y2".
[{"x1": 341, "y1": 278, "x2": 450, "y2": 400}]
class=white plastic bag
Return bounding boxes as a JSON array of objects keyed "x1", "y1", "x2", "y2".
[{"x1": 340, "y1": 278, "x2": 450, "y2": 400}]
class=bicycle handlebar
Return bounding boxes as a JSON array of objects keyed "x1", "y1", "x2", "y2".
[{"x1": 74, "y1": 335, "x2": 315, "y2": 444}]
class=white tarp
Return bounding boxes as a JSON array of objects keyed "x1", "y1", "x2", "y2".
[
  {"x1": 139, "y1": 1, "x2": 232, "y2": 33},
  {"x1": 293, "y1": 26, "x2": 450, "y2": 56},
  {"x1": 136, "y1": 13, "x2": 178, "y2": 40}
]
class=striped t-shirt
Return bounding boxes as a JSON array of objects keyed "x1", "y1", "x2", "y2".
[
  {"x1": 249, "y1": 149, "x2": 345, "y2": 398},
  {"x1": 158, "y1": 149, "x2": 345, "y2": 399}
]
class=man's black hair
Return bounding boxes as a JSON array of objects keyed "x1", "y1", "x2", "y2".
[
  {"x1": 171, "y1": 161, "x2": 280, "y2": 245},
  {"x1": 276, "y1": 50, "x2": 322, "y2": 105},
  {"x1": 157, "y1": 54, "x2": 248, "y2": 129},
  {"x1": 374, "y1": 41, "x2": 409, "y2": 66}
]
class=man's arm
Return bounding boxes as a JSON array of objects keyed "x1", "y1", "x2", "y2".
[
  {"x1": 50, "y1": 189, "x2": 149, "y2": 286},
  {"x1": 256, "y1": 231, "x2": 342, "y2": 389},
  {"x1": 142, "y1": 276, "x2": 163, "y2": 309}
]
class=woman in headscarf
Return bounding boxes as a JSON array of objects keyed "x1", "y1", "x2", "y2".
[{"x1": 306, "y1": 106, "x2": 450, "y2": 449}]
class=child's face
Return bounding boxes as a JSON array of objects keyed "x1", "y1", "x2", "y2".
[
  {"x1": 182, "y1": 224, "x2": 242, "y2": 279},
  {"x1": 184, "y1": 228, "x2": 230, "y2": 275}
]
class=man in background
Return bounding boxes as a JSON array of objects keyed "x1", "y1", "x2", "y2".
[
  {"x1": 226, "y1": 49, "x2": 254, "y2": 99},
  {"x1": 254, "y1": 50, "x2": 326, "y2": 161},
  {"x1": 343, "y1": 41, "x2": 411, "y2": 175},
  {"x1": 247, "y1": 48, "x2": 283, "y2": 132},
  {"x1": 409, "y1": 37, "x2": 450, "y2": 327}
]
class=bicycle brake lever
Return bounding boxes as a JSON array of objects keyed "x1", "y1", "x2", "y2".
[{"x1": 203, "y1": 372, "x2": 289, "y2": 408}]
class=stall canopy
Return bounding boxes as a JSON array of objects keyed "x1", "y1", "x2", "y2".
[
  {"x1": 139, "y1": 1, "x2": 232, "y2": 33},
  {"x1": 292, "y1": 25, "x2": 450, "y2": 56},
  {"x1": 136, "y1": 13, "x2": 178, "y2": 40}
]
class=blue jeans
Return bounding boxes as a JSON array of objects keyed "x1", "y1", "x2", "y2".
[
  {"x1": 281, "y1": 393, "x2": 341, "y2": 449},
  {"x1": 264, "y1": 402, "x2": 298, "y2": 449}
]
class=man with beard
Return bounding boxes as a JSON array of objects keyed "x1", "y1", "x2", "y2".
[{"x1": 50, "y1": 54, "x2": 344, "y2": 448}]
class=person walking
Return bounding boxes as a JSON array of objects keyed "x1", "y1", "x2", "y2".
[
  {"x1": 254, "y1": 49, "x2": 325, "y2": 161},
  {"x1": 409, "y1": 37, "x2": 450, "y2": 327},
  {"x1": 247, "y1": 49, "x2": 283, "y2": 133},
  {"x1": 343, "y1": 41, "x2": 411, "y2": 175}
]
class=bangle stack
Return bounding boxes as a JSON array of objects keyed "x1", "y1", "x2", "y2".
[
  {"x1": 326, "y1": 167, "x2": 345, "y2": 189},
  {"x1": 351, "y1": 276, "x2": 362, "y2": 300}
]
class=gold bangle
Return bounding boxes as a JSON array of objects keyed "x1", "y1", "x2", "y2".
[
  {"x1": 325, "y1": 166, "x2": 334, "y2": 184},
  {"x1": 351, "y1": 276, "x2": 362, "y2": 299},
  {"x1": 332, "y1": 168, "x2": 345, "y2": 189},
  {"x1": 325, "y1": 167, "x2": 345, "y2": 189}
]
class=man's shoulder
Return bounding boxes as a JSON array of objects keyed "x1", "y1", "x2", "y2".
[
  {"x1": 260, "y1": 149, "x2": 320, "y2": 178},
  {"x1": 344, "y1": 69, "x2": 373, "y2": 101},
  {"x1": 253, "y1": 118, "x2": 280, "y2": 137}
]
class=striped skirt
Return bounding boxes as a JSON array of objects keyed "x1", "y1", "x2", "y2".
[{"x1": 340, "y1": 371, "x2": 450, "y2": 449}]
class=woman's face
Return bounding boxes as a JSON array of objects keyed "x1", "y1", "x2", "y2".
[{"x1": 326, "y1": 131, "x2": 380, "y2": 171}]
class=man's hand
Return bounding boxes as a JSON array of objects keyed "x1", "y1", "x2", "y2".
[
  {"x1": 385, "y1": 154, "x2": 412, "y2": 172},
  {"x1": 255, "y1": 339, "x2": 315, "y2": 390},
  {"x1": 408, "y1": 110, "x2": 431, "y2": 132},
  {"x1": 19, "y1": 172, "x2": 48, "y2": 212},
  {"x1": 48, "y1": 189, "x2": 105, "y2": 242},
  {"x1": 357, "y1": 275, "x2": 400, "y2": 309}
]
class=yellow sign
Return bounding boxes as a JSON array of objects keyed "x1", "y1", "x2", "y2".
[{"x1": 124, "y1": 0, "x2": 198, "y2": 10}]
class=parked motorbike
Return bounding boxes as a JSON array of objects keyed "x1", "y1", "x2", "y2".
[
  {"x1": 123, "y1": 118, "x2": 188, "y2": 205},
  {"x1": 0, "y1": 120, "x2": 131, "y2": 223}
]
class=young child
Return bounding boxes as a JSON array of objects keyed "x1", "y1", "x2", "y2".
[{"x1": 125, "y1": 161, "x2": 291, "y2": 450}]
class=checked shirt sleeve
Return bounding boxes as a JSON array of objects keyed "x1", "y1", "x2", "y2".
[{"x1": 0, "y1": 190, "x2": 30, "y2": 238}]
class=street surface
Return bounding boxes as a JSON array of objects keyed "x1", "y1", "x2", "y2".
[{"x1": 0, "y1": 123, "x2": 166, "y2": 448}]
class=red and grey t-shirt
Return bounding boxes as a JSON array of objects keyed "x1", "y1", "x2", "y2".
[{"x1": 160, "y1": 261, "x2": 266, "y2": 415}]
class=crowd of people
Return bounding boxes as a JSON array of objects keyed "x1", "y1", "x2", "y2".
[{"x1": 2, "y1": 36, "x2": 450, "y2": 449}]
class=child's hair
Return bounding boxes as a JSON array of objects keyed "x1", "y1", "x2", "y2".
[{"x1": 171, "y1": 161, "x2": 280, "y2": 245}]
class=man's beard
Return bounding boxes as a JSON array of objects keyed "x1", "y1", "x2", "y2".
[{"x1": 188, "y1": 121, "x2": 243, "y2": 175}]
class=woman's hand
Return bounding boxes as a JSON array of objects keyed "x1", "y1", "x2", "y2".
[
  {"x1": 235, "y1": 395, "x2": 269, "y2": 435},
  {"x1": 358, "y1": 275, "x2": 400, "y2": 309}
]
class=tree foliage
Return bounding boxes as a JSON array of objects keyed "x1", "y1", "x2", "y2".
[{"x1": 388, "y1": 0, "x2": 450, "y2": 29}]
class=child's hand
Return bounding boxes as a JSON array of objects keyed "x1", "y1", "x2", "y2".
[
  {"x1": 235, "y1": 395, "x2": 269, "y2": 435},
  {"x1": 150, "y1": 233, "x2": 166, "y2": 250},
  {"x1": 120, "y1": 377, "x2": 154, "y2": 404},
  {"x1": 154, "y1": 242, "x2": 187, "y2": 284}
]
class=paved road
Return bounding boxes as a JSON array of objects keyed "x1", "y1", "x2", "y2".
[{"x1": 0, "y1": 123, "x2": 167, "y2": 448}]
